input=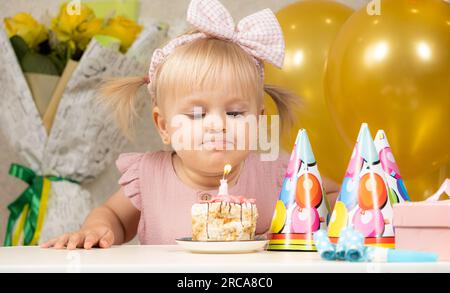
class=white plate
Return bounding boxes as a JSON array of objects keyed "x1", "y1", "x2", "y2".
[{"x1": 175, "y1": 237, "x2": 268, "y2": 254}]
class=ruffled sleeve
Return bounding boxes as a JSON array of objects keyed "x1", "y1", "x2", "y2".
[{"x1": 116, "y1": 152, "x2": 145, "y2": 211}]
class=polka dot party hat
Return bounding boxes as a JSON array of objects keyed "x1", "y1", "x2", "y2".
[
  {"x1": 328, "y1": 123, "x2": 410, "y2": 248},
  {"x1": 268, "y1": 129, "x2": 330, "y2": 251}
]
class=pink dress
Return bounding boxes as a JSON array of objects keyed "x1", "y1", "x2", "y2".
[{"x1": 116, "y1": 151, "x2": 289, "y2": 244}]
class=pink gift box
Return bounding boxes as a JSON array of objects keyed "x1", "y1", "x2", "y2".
[{"x1": 393, "y1": 180, "x2": 450, "y2": 260}]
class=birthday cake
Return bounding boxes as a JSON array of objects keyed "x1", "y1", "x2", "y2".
[{"x1": 191, "y1": 195, "x2": 258, "y2": 241}]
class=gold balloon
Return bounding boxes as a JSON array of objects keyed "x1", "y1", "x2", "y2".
[
  {"x1": 405, "y1": 164, "x2": 449, "y2": 201},
  {"x1": 264, "y1": 0, "x2": 354, "y2": 182},
  {"x1": 325, "y1": 0, "x2": 449, "y2": 199}
]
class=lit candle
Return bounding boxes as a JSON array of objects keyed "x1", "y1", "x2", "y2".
[{"x1": 218, "y1": 164, "x2": 232, "y2": 196}]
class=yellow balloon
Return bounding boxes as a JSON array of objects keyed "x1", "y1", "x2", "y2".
[
  {"x1": 270, "y1": 200, "x2": 287, "y2": 233},
  {"x1": 325, "y1": 0, "x2": 450, "y2": 189},
  {"x1": 264, "y1": 0, "x2": 354, "y2": 182},
  {"x1": 404, "y1": 164, "x2": 449, "y2": 201}
]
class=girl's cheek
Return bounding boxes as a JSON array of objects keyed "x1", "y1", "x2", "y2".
[
  {"x1": 226, "y1": 118, "x2": 255, "y2": 151},
  {"x1": 169, "y1": 118, "x2": 204, "y2": 150},
  {"x1": 192, "y1": 120, "x2": 205, "y2": 145},
  {"x1": 167, "y1": 115, "x2": 189, "y2": 149}
]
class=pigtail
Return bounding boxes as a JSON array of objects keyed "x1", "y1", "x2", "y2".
[
  {"x1": 98, "y1": 76, "x2": 148, "y2": 139},
  {"x1": 264, "y1": 84, "x2": 302, "y2": 133}
]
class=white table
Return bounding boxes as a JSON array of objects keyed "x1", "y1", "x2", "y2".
[{"x1": 1, "y1": 245, "x2": 449, "y2": 273}]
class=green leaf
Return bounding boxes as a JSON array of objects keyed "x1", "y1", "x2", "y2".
[
  {"x1": 48, "y1": 54, "x2": 66, "y2": 75},
  {"x1": 10, "y1": 35, "x2": 30, "y2": 61},
  {"x1": 20, "y1": 52, "x2": 60, "y2": 76}
]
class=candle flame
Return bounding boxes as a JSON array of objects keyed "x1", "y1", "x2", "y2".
[{"x1": 223, "y1": 164, "x2": 232, "y2": 179}]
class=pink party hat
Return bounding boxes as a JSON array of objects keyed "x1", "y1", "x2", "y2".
[
  {"x1": 328, "y1": 123, "x2": 407, "y2": 248},
  {"x1": 268, "y1": 129, "x2": 329, "y2": 251}
]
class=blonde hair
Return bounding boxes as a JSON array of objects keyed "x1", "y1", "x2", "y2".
[{"x1": 99, "y1": 34, "x2": 300, "y2": 138}]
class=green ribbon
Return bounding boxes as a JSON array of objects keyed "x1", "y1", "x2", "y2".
[{"x1": 4, "y1": 164, "x2": 78, "y2": 246}]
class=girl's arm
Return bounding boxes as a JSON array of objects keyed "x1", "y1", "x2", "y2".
[{"x1": 41, "y1": 188, "x2": 140, "y2": 249}]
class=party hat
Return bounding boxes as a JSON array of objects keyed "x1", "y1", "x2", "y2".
[
  {"x1": 374, "y1": 130, "x2": 410, "y2": 202},
  {"x1": 268, "y1": 129, "x2": 329, "y2": 251},
  {"x1": 328, "y1": 123, "x2": 404, "y2": 248}
]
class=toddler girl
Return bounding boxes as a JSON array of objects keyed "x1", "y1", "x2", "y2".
[{"x1": 42, "y1": 0, "x2": 339, "y2": 249}]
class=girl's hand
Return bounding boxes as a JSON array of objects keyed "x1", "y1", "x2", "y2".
[
  {"x1": 40, "y1": 225, "x2": 115, "y2": 250},
  {"x1": 41, "y1": 188, "x2": 139, "y2": 249}
]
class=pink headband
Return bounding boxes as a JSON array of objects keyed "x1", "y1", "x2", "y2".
[{"x1": 146, "y1": 0, "x2": 285, "y2": 91}]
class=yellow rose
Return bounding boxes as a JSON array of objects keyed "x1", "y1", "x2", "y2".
[
  {"x1": 4, "y1": 13, "x2": 48, "y2": 48},
  {"x1": 101, "y1": 16, "x2": 142, "y2": 52},
  {"x1": 51, "y1": 3, "x2": 102, "y2": 50}
]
